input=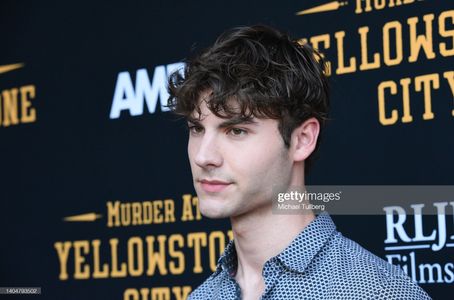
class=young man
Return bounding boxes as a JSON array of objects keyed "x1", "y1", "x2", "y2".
[{"x1": 168, "y1": 25, "x2": 430, "y2": 300}]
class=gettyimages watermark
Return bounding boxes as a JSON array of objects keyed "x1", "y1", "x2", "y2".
[
  {"x1": 276, "y1": 190, "x2": 341, "y2": 212},
  {"x1": 272, "y1": 185, "x2": 454, "y2": 215}
]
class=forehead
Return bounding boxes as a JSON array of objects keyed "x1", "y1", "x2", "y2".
[
  {"x1": 188, "y1": 91, "x2": 251, "y2": 122},
  {"x1": 188, "y1": 104, "x2": 260, "y2": 129}
]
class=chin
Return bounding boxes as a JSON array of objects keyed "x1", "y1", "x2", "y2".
[
  {"x1": 201, "y1": 212, "x2": 229, "y2": 219},
  {"x1": 199, "y1": 200, "x2": 232, "y2": 219},
  {"x1": 200, "y1": 206, "x2": 229, "y2": 219}
]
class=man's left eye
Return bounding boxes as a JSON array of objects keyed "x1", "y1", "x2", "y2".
[{"x1": 228, "y1": 128, "x2": 247, "y2": 136}]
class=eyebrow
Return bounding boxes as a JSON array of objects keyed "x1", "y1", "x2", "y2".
[{"x1": 187, "y1": 115, "x2": 258, "y2": 129}]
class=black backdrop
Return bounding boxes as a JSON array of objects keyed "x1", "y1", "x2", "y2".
[{"x1": 1, "y1": 0, "x2": 453, "y2": 299}]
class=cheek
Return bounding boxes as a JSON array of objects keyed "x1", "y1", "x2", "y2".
[
  {"x1": 187, "y1": 138, "x2": 194, "y2": 156},
  {"x1": 187, "y1": 141, "x2": 197, "y2": 165},
  {"x1": 231, "y1": 143, "x2": 289, "y2": 184}
]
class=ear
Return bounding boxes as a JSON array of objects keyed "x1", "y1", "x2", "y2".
[{"x1": 290, "y1": 117, "x2": 320, "y2": 162}]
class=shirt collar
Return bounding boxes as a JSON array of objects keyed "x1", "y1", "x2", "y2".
[
  {"x1": 216, "y1": 212, "x2": 337, "y2": 275},
  {"x1": 216, "y1": 238, "x2": 237, "y2": 276}
]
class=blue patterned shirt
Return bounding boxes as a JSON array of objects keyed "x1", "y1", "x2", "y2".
[{"x1": 188, "y1": 212, "x2": 431, "y2": 299}]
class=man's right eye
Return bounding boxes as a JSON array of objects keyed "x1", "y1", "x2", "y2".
[{"x1": 188, "y1": 125, "x2": 204, "y2": 134}]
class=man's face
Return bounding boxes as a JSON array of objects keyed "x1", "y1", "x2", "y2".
[{"x1": 187, "y1": 93, "x2": 293, "y2": 219}]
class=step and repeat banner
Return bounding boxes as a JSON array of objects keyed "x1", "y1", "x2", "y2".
[{"x1": 1, "y1": 0, "x2": 453, "y2": 299}]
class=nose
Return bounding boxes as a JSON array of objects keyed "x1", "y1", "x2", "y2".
[{"x1": 192, "y1": 133, "x2": 223, "y2": 169}]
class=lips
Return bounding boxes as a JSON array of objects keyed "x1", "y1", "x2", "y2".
[{"x1": 199, "y1": 179, "x2": 232, "y2": 193}]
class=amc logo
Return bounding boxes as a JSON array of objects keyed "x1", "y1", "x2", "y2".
[{"x1": 109, "y1": 62, "x2": 184, "y2": 119}]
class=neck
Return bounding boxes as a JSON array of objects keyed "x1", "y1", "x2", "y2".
[
  {"x1": 230, "y1": 197, "x2": 315, "y2": 284},
  {"x1": 230, "y1": 162, "x2": 313, "y2": 285}
]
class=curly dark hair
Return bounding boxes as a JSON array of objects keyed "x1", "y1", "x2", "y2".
[{"x1": 167, "y1": 24, "x2": 329, "y2": 172}]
